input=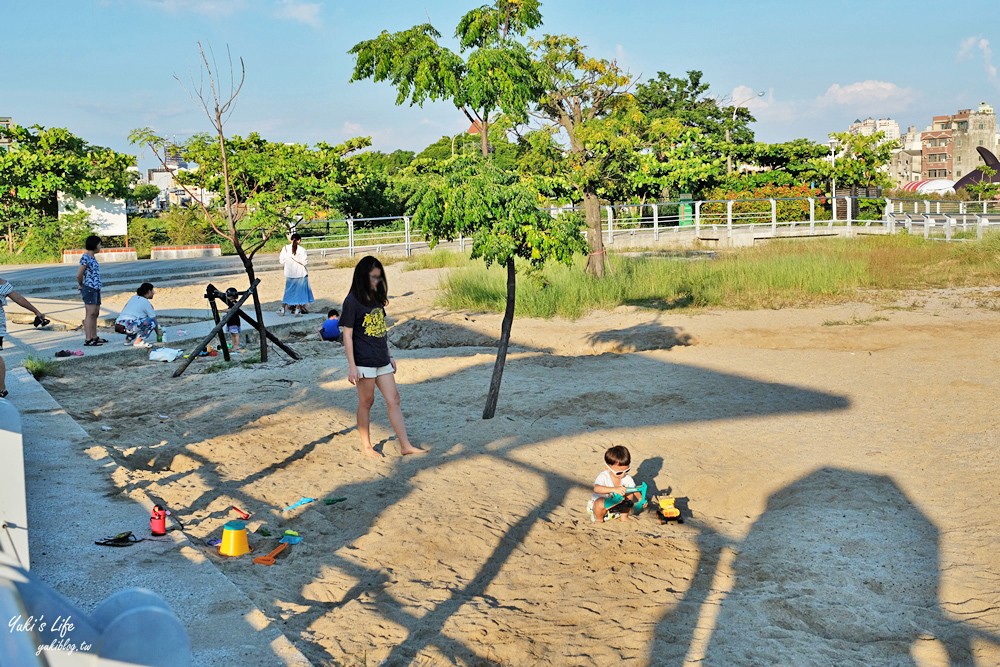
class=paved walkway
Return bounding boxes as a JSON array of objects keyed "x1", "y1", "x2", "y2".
[{"x1": 1, "y1": 288, "x2": 323, "y2": 665}]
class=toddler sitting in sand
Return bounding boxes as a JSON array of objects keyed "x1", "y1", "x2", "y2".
[{"x1": 588, "y1": 445, "x2": 644, "y2": 523}]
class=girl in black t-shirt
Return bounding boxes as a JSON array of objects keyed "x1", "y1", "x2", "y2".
[{"x1": 341, "y1": 256, "x2": 426, "y2": 459}]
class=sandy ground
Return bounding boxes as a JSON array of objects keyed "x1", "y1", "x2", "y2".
[{"x1": 43, "y1": 263, "x2": 1000, "y2": 666}]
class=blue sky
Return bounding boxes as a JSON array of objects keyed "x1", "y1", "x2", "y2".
[{"x1": 3, "y1": 0, "x2": 999, "y2": 168}]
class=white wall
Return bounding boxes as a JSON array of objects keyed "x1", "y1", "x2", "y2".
[
  {"x1": 58, "y1": 194, "x2": 128, "y2": 237},
  {"x1": 0, "y1": 400, "x2": 29, "y2": 570}
]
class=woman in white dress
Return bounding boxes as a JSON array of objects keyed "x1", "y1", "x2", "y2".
[{"x1": 278, "y1": 234, "x2": 314, "y2": 316}]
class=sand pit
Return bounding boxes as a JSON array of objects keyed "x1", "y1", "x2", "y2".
[{"x1": 42, "y1": 265, "x2": 1000, "y2": 666}]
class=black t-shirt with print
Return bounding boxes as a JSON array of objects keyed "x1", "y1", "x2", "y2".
[{"x1": 341, "y1": 292, "x2": 390, "y2": 367}]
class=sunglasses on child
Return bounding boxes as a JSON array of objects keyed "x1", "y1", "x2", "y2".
[{"x1": 607, "y1": 465, "x2": 631, "y2": 476}]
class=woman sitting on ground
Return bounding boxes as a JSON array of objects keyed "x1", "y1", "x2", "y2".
[{"x1": 115, "y1": 282, "x2": 162, "y2": 349}]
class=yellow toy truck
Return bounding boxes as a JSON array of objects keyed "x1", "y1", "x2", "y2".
[{"x1": 655, "y1": 496, "x2": 683, "y2": 524}]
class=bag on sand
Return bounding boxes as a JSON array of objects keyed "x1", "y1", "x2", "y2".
[{"x1": 149, "y1": 348, "x2": 183, "y2": 362}]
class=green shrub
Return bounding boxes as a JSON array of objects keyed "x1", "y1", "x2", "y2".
[{"x1": 24, "y1": 356, "x2": 62, "y2": 380}]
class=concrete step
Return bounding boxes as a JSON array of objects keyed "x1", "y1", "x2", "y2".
[{"x1": 17, "y1": 258, "x2": 283, "y2": 298}]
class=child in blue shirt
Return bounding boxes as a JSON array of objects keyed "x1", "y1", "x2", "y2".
[{"x1": 320, "y1": 309, "x2": 341, "y2": 342}]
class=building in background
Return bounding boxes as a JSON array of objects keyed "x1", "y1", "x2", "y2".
[
  {"x1": 0, "y1": 116, "x2": 12, "y2": 149},
  {"x1": 847, "y1": 117, "x2": 901, "y2": 142},
  {"x1": 921, "y1": 103, "x2": 998, "y2": 181}
]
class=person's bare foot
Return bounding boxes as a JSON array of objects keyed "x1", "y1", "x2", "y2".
[
  {"x1": 399, "y1": 444, "x2": 427, "y2": 456},
  {"x1": 363, "y1": 446, "x2": 384, "y2": 460}
]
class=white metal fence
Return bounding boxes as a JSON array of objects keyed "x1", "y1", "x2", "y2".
[{"x1": 295, "y1": 197, "x2": 1000, "y2": 256}]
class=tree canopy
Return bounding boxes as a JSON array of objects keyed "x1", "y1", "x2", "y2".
[{"x1": 0, "y1": 124, "x2": 134, "y2": 255}]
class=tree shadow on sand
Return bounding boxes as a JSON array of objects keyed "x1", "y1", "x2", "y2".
[
  {"x1": 55, "y1": 317, "x2": 863, "y2": 665},
  {"x1": 650, "y1": 467, "x2": 1000, "y2": 666},
  {"x1": 216, "y1": 319, "x2": 855, "y2": 664}
]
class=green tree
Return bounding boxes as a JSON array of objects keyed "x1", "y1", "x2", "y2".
[
  {"x1": 964, "y1": 165, "x2": 1000, "y2": 201},
  {"x1": 130, "y1": 183, "x2": 161, "y2": 210},
  {"x1": 175, "y1": 132, "x2": 371, "y2": 233},
  {"x1": 721, "y1": 139, "x2": 829, "y2": 191},
  {"x1": 820, "y1": 131, "x2": 894, "y2": 190},
  {"x1": 0, "y1": 124, "x2": 134, "y2": 254},
  {"x1": 406, "y1": 156, "x2": 587, "y2": 418},
  {"x1": 635, "y1": 70, "x2": 756, "y2": 145},
  {"x1": 349, "y1": 0, "x2": 542, "y2": 159},
  {"x1": 528, "y1": 34, "x2": 638, "y2": 276},
  {"x1": 352, "y1": 149, "x2": 415, "y2": 176}
]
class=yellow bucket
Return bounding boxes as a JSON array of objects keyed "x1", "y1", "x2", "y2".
[{"x1": 219, "y1": 520, "x2": 250, "y2": 557}]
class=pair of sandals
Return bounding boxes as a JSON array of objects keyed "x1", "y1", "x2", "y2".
[
  {"x1": 33, "y1": 315, "x2": 51, "y2": 328},
  {"x1": 84, "y1": 337, "x2": 108, "y2": 347},
  {"x1": 95, "y1": 531, "x2": 143, "y2": 547}
]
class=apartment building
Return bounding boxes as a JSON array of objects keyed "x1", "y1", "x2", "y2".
[
  {"x1": 0, "y1": 116, "x2": 12, "y2": 148},
  {"x1": 847, "y1": 117, "x2": 901, "y2": 142},
  {"x1": 921, "y1": 102, "x2": 998, "y2": 180}
]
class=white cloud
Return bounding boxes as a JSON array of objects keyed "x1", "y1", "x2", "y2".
[
  {"x1": 958, "y1": 36, "x2": 999, "y2": 87},
  {"x1": 274, "y1": 0, "x2": 322, "y2": 27},
  {"x1": 729, "y1": 85, "x2": 796, "y2": 123},
  {"x1": 141, "y1": 0, "x2": 247, "y2": 16},
  {"x1": 341, "y1": 121, "x2": 364, "y2": 135},
  {"x1": 817, "y1": 80, "x2": 915, "y2": 114}
]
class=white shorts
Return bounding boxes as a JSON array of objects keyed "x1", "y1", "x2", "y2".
[{"x1": 357, "y1": 364, "x2": 393, "y2": 379}]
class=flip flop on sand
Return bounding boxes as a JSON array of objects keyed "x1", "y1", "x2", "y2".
[{"x1": 95, "y1": 531, "x2": 143, "y2": 547}]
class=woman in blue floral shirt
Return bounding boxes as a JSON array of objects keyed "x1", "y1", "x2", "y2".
[{"x1": 76, "y1": 235, "x2": 106, "y2": 346}]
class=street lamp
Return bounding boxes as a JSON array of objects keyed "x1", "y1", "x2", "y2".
[{"x1": 727, "y1": 90, "x2": 765, "y2": 174}]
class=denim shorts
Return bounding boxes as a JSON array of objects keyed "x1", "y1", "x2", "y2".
[{"x1": 81, "y1": 286, "x2": 101, "y2": 306}]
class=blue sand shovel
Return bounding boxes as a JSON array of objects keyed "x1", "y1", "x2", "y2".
[
  {"x1": 281, "y1": 497, "x2": 315, "y2": 512},
  {"x1": 279, "y1": 530, "x2": 303, "y2": 545}
]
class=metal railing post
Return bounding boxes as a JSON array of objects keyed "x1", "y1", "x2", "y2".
[
  {"x1": 770, "y1": 198, "x2": 777, "y2": 234},
  {"x1": 348, "y1": 217, "x2": 355, "y2": 258},
  {"x1": 979, "y1": 215, "x2": 987, "y2": 240},
  {"x1": 809, "y1": 198, "x2": 815, "y2": 231},
  {"x1": 404, "y1": 216, "x2": 411, "y2": 257},
  {"x1": 945, "y1": 214, "x2": 953, "y2": 241},
  {"x1": 459, "y1": 233, "x2": 465, "y2": 253},
  {"x1": 924, "y1": 216, "x2": 931, "y2": 239},
  {"x1": 925, "y1": 200, "x2": 931, "y2": 215},
  {"x1": 984, "y1": 201, "x2": 989, "y2": 214},
  {"x1": 936, "y1": 202, "x2": 941, "y2": 214},
  {"x1": 726, "y1": 200, "x2": 734, "y2": 240},
  {"x1": 832, "y1": 195, "x2": 838, "y2": 223},
  {"x1": 694, "y1": 201, "x2": 702, "y2": 236},
  {"x1": 846, "y1": 197, "x2": 853, "y2": 231},
  {"x1": 606, "y1": 206, "x2": 614, "y2": 244},
  {"x1": 652, "y1": 204, "x2": 659, "y2": 241}
]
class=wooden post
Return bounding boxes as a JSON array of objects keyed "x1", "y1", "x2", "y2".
[
  {"x1": 236, "y1": 311, "x2": 301, "y2": 360},
  {"x1": 173, "y1": 279, "x2": 260, "y2": 378},
  {"x1": 205, "y1": 285, "x2": 232, "y2": 362}
]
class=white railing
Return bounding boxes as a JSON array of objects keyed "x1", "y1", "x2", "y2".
[{"x1": 296, "y1": 197, "x2": 999, "y2": 255}]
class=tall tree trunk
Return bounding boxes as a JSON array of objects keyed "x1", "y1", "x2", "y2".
[
  {"x1": 480, "y1": 117, "x2": 490, "y2": 159},
  {"x1": 239, "y1": 251, "x2": 268, "y2": 362},
  {"x1": 482, "y1": 258, "x2": 516, "y2": 419},
  {"x1": 583, "y1": 191, "x2": 605, "y2": 277}
]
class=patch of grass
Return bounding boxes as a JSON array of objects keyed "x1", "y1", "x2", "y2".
[
  {"x1": 24, "y1": 356, "x2": 63, "y2": 379},
  {"x1": 202, "y1": 360, "x2": 235, "y2": 374},
  {"x1": 404, "y1": 249, "x2": 473, "y2": 271},
  {"x1": 440, "y1": 235, "x2": 1000, "y2": 319},
  {"x1": 325, "y1": 254, "x2": 408, "y2": 269},
  {"x1": 239, "y1": 352, "x2": 262, "y2": 366},
  {"x1": 822, "y1": 316, "x2": 889, "y2": 326}
]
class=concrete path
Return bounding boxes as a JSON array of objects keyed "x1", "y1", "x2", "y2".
[
  {"x1": 1, "y1": 255, "x2": 287, "y2": 299},
  {"x1": 1, "y1": 288, "x2": 324, "y2": 665}
]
